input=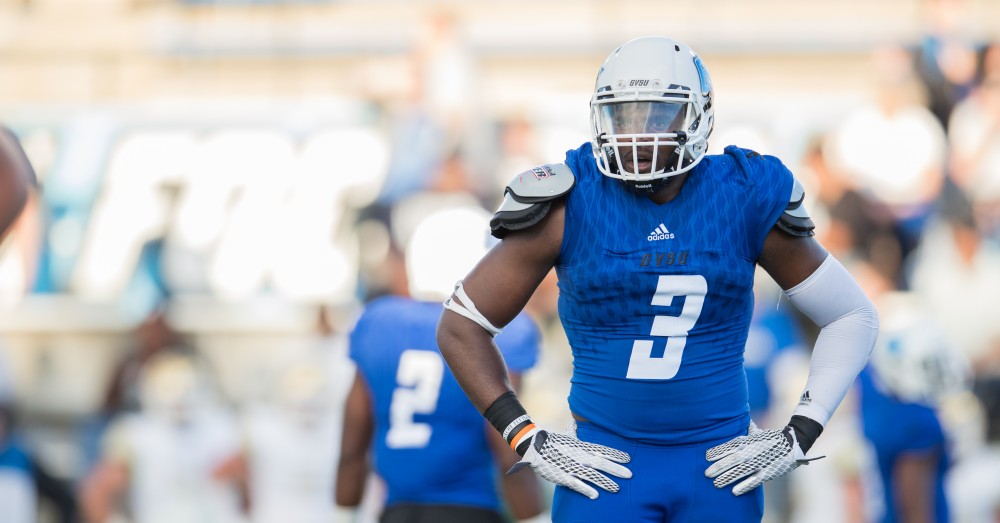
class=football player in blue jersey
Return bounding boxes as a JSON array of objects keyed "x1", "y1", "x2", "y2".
[
  {"x1": 0, "y1": 126, "x2": 34, "y2": 243},
  {"x1": 859, "y1": 296, "x2": 968, "y2": 523},
  {"x1": 437, "y1": 36, "x2": 880, "y2": 522},
  {"x1": 336, "y1": 206, "x2": 545, "y2": 523}
]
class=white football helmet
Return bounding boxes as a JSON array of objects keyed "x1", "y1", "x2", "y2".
[
  {"x1": 870, "y1": 295, "x2": 970, "y2": 406},
  {"x1": 591, "y1": 37, "x2": 715, "y2": 188}
]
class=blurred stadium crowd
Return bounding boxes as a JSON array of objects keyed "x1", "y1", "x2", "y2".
[{"x1": 2, "y1": 0, "x2": 1000, "y2": 522}]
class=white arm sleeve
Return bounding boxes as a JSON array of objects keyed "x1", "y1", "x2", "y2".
[{"x1": 784, "y1": 255, "x2": 879, "y2": 426}]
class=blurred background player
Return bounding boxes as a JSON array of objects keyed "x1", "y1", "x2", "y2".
[
  {"x1": 1, "y1": 368, "x2": 77, "y2": 523},
  {"x1": 857, "y1": 293, "x2": 971, "y2": 523},
  {"x1": 216, "y1": 307, "x2": 362, "y2": 523},
  {"x1": 80, "y1": 306, "x2": 197, "y2": 473},
  {"x1": 79, "y1": 352, "x2": 244, "y2": 523},
  {"x1": 336, "y1": 204, "x2": 545, "y2": 523}
]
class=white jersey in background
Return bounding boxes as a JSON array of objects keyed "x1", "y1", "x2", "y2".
[{"x1": 105, "y1": 411, "x2": 244, "y2": 523}]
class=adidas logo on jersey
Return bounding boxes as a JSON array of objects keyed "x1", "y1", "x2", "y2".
[{"x1": 647, "y1": 223, "x2": 675, "y2": 241}]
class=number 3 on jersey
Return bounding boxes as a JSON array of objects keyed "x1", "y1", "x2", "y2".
[
  {"x1": 626, "y1": 274, "x2": 707, "y2": 380},
  {"x1": 386, "y1": 350, "x2": 444, "y2": 448}
]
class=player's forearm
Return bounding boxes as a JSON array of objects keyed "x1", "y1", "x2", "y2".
[
  {"x1": 785, "y1": 255, "x2": 879, "y2": 427},
  {"x1": 78, "y1": 462, "x2": 126, "y2": 523},
  {"x1": 436, "y1": 310, "x2": 516, "y2": 413},
  {"x1": 792, "y1": 307, "x2": 878, "y2": 427},
  {"x1": 335, "y1": 453, "x2": 368, "y2": 507}
]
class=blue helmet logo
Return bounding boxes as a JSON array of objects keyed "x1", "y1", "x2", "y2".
[{"x1": 693, "y1": 55, "x2": 713, "y2": 97}]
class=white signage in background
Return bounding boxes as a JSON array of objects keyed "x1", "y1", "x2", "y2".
[{"x1": 67, "y1": 126, "x2": 388, "y2": 305}]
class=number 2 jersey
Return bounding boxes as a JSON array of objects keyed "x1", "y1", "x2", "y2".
[
  {"x1": 349, "y1": 296, "x2": 540, "y2": 510},
  {"x1": 559, "y1": 142, "x2": 793, "y2": 445}
]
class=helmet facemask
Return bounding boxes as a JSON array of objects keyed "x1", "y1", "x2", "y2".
[{"x1": 592, "y1": 91, "x2": 707, "y2": 186}]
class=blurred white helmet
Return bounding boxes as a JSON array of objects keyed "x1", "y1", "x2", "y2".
[
  {"x1": 591, "y1": 36, "x2": 715, "y2": 190},
  {"x1": 274, "y1": 362, "x2": 331, "y2": 426},
  {"x1": 405, "y1": 205, "x2": 491, "y2": 302},
  {"x1": 871, "y1": 294, "x2": 970, "y2": 405}
]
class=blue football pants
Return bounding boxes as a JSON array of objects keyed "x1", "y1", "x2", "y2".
[{"x1": 551, "y1": 422, "x2": 764, "y2": 523}]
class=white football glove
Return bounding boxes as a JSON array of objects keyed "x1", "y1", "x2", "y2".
[
  {"x1": 508, "y1": 426, "x2": 632, "y2": 500},
  {"x1": 704, "y1": 421, "x2": 822, "y2": 496}
]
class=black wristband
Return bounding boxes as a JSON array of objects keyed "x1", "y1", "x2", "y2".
[
  {"x1": 788, "y1": 415, "x2": 823, "y2": 454},
  {"x1": 483, "y1": 391, "x2": 534, "y2": 456}
]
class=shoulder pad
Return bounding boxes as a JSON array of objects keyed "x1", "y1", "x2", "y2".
[
  {"x1": 776, "y1": 177, "x2": 815, "y2": 237},
  {"x1": 489, "y1": 163, "x2": 575, "y2": 239}
]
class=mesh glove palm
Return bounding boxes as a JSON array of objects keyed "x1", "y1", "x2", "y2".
[
  {"x1": 508, "y1": 427, "x2": 631, "y2": 500},
  {"x1": 704, "y1": 421, "x2": 821, "y2": 496}
]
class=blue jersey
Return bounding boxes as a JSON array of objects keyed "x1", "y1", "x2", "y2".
[
  {"x1": 0, "y1": 437, "x2": 36, "y2": 523},
  {"x1": 349, "y1": 296, "x2": 540, "y2": 510},
  {"x1": 0, "y1": 439, "x2": 32, "y2": 474},
  {"x1": 858, "y1": 368, "x2": 949, "y2": 523},
  {"x1": 559, "y1": 143, "x2": 793, "y2": 445}
]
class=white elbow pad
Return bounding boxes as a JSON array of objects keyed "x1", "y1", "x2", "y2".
[{"x1": 783, "y1": 255, "x2": 879, "y2": 425}]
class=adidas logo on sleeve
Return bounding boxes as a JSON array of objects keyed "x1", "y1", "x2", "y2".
[
  {"x1": 647, "y1": 223, "x2": 675, "y2": 241},
  {"x1": 798, "y1": 391, "x2": 812, "y2": 406}
]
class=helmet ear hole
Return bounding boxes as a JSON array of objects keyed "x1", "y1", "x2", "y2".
[{"x1": 689, "y1": 116, "x2": 701, "y2": 133}]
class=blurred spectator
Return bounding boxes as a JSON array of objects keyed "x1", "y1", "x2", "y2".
[
  {"x1": 800, "y1": 135, "x2": 899, "y2": 283},
  {"x1": 913, "y1": 0, "x2": 984, "y2": 129},
  {"x1": 80, "y1": 307, "x2": 196, "y2": 472},
  {"x1": 216, "y1": 307, "x2": 365, "y2": 523},
  {"x1": 100, "y1": 308, "x2": 194, "y2": 417},
  {"x1": 858, "y1": 293, "x2": 971, "y2": 523},
  {"x1": 947, "y1": 47, "x2": 1000, "y2": 240},
  {"x1": 491, "y1": 115, "x2": 547, "y2": 198},
  {"x1": 79, "y1": 352, "x2": 242, "y2": 523},
  {"x1": 907, "y1": 189, "x2": 1000, "y2": 523},
  {"x1": 374, "y1": 10, "x2": 476, "y2": 207},
  {"x1": 359, "y1": 147, "x2": 487, "y2": 302},
  {"x1": 0, "y1": 369, "x2": 78, "y2": 523},
  {"x1": 424, "y1": 146, "x2": 492, "y2": 205},
  {"x1": 336, "y1": 205, "x2": 545, "y2": 522},
  {"x1": 827, "y1": 44, "x2": 948, "y2": 287},
  {"x1": 908, "y1": 189, "x2": 1000, "y2": 378},
  {"x1": 375, "y1": 98, "x2": 450, "y2": 206},
  {"x1": 412, "y1": 9, "x2": 476, "y2": 133}
]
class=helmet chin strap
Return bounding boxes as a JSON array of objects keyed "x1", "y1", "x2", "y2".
[
  {"x1": 614, "y1": 147, "x2": 691, "y2": 194},
  {"x1": 626, "y1": 176, "x2": 674, "y2": 194}
]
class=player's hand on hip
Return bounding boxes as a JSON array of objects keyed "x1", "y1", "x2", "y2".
[
  {"x1": 704, "y1": 421, "x2": 822, "y2": 496},
  {"x1": 508, "y1": 428, "x2": 631, "y2": 500}
]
